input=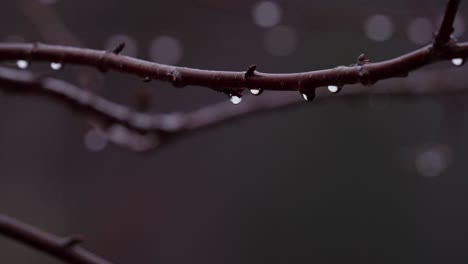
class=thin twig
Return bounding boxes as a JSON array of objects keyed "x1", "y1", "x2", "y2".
[
  {"x1": 0, "y1": 214, "x2": 112, "y2": 264},
  {"x1": 434, "y1": 0, "x2": 461, "y2": 49},
  {"x1": 0, "y1": 1, "x2": 466, "y2": 264},
  {"x1": 0, "y1": 41, "x2": 467, "y2": 94},
  {"x1": 0, "y1": 1, "x2": 464, "y2": 96}
]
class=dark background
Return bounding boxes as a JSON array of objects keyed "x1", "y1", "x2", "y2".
[{"x1": 1, "y1": 0, "x2": 468, "y2": 263}]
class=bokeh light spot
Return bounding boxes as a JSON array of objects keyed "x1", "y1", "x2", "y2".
[
  {"x1": 264, "y1": 25, "x2": 297, "y2": 56},
  {"x1": 415, "y1": 146, "x2": 450, "y2": 178},
  {"x1": 252, "y1": 1, "x2": 282, "y2": 28},
  {"x1": 364, "y1": 14, "x2": 394, "y2": 41},
  {"x1": 84, "y1": 129, "x2": 107, "y2": 152},
  {"x1": 149, "y1": 36, "x2": 183, "y2": 65},
  {"x1": 407, "y1": 17, "x2": 433, "y2": 45}
]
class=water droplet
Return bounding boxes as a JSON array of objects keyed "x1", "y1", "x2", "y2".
[
  {"x1": 300, "y1": 90, "x2": 315, "y2": 102},
  {"x1": 229, "y1": 94, "x2": 242, "y2": 105},
  {"x1": 451, "y1": 58, "x2": 464, "y2": 67},
  {"x1": 50, "y1": 62, "x2": 63, "y2": 71},
  {"x1": 16, "y1": 60, "x2": 29, "y2": 69},
  {"x1": 327, "y1": 85, "x2": 342, "y2": 94},
  {"x1": 250, "y1": 88, "x2": 263, "y2": 95}
]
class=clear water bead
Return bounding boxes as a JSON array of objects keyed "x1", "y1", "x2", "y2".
[
  {"x1": 327, "y1": 85, "x2": 342, "y2": 94},
  {"x1": 250, "y1": 88, "x2": 263, "y2": 95},
  {"x1": 229, "y1": 94, "x2": 242, "y2": 105},
  {"x1": 301, "y1": 90, "x2": 315, "y2": 102},
  {"x1": 452, "y1": 58, "x2": 464, "y2": 67},
  {"x1": 50, "y1": 62, "x2": 63, "y2": 71},
  {"x1": 16, "y1": 60, "x2": 29, "y2": 69}
]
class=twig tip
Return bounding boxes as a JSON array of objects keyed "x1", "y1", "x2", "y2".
[
  {"x1": 245, "y1": 64, "x2": 257, "y2": 78},
  {"x1": 112, "y1": 41, "x2": 126, "y2": 55}
]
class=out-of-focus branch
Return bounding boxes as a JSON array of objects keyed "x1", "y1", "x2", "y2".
[
  {"x1": 17, "y1": 0, "x2": 84, "y2": 46},
  {"x1": 0, "y1": 66, "x2": 467, "y2": 151},
  {"x1": 0, "y1": 214, "x2": 112, "y2": 264}
]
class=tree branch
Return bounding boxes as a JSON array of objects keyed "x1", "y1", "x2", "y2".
[
  {"x1": 0, "y1": 0, "x2": 463, "y2": 152},
  {"x1": 0, "y1": 1, "x2": 467, "y2": 263},
  {"x1": 0, "y1": 214, "x2": 112, "y2": 264},
  {"x1": 0, "y1": 40, "x2": 467, "y2": 96},
  {"x1": 0, "y1": 0, "x2": 464, "y2": 100}
]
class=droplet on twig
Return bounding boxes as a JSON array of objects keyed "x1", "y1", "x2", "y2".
[
  {"x1": 229, "y1": 94, "x2": 242, "y2": 105},
  {"x1": 300, "y1": 90, "x2": 315, "y2": 102},
  {"x1": 327, "y1": 85, "x2": 342, "y2": 94},
  {"x1": 451, "y1": 58, "x2": 464, "y2": 67},
  {"x1": 249, "y1": 88, "x2": 263, "y2": 95},
  {"x1": 50, "y1": 62, "x2": 63, "y2": 71},
  {"x1": 16, "y1": 60, "x2": 29, "y2": 69}
]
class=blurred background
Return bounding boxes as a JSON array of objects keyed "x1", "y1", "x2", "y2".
[{"x1": 1, "y1": 0, "x2": 468, "y2": 263}]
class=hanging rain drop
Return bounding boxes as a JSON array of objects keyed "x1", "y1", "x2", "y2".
[
  {"x1": 229, "y1": 94, "x2": 242, "y2": 105},
  {"x1": 327, "y1": 85, "x2": 342, "y2": 94},
  {"x1": 301, "y1": 90, "x2": 315, "y2": 102},
  {"x1": 50, "y1": 62, "x2": 63, "y2": 71},
  {"x1": 16, "y1": 60, "x2": 29, "y2": 69},
  {"x1": 451, "y1": 58, "x2": 464, "y2": 67},
  {"x1": 250, "y1": 88, "x2": 263, "y2": 96}
]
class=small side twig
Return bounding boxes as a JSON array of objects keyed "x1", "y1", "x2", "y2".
[
  {"x1": 434, "y1": 0, "x2": 461, "y2": 49},
  {"x1": 244, "y1": 64, "x2": 257, "y2": 78},
  {"x1": 111, "y1": 42, "x2": 125, "y2": 55}
]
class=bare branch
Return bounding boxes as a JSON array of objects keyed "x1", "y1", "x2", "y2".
[
  {"x1": 0, "y1": 214, "x2": 112, "y2": 264},
  {"x1": 0, "y1": 40, "x2": 467, "y2": 95}
]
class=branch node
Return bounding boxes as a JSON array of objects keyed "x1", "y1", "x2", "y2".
[
  {"x1": 97, "y1": 52, "x2": 109, "y2": 73},
  {"x1": 357, "y1": 53, "x2": 370, "y2": 66},
  {"x1": 166, "y1": 68, "x2": 185, "y2": 88},
  {"x1": 111, "y1": 41, "x2": 126, "y2": 55},
  {"x1": 32, "y1": 42, "x2": 40, "y2": 53},
  {"x1": 244, "y1": 64, "x2": 257, "y2": 78},
  {"x1": 358, "y1": 66, "x2": 376, "y2": 86}
]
